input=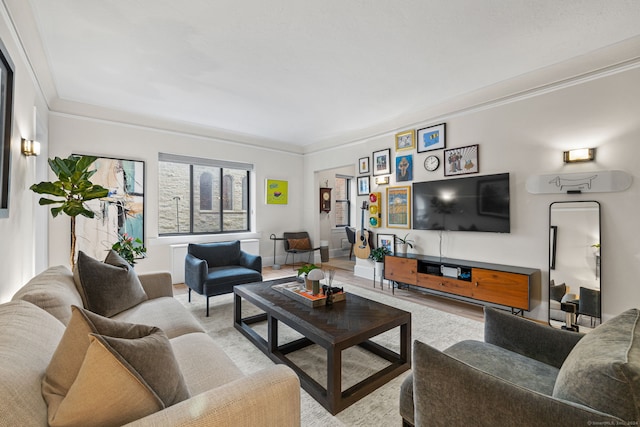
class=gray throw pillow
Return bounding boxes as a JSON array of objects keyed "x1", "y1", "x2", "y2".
[
  {"x1": 73, "y1": 250, "x2": 148, "y2": 317},
  {"x1": 553, "y1": 308, "x2": 640, "y2": 421},
  {"x1": 550, "y1": 283, "x2": 566, "y2": 302}
]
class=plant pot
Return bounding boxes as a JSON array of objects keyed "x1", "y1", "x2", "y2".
[
  {"x1": 305, "y1": 278, "x2": 313, "y2": 292},
  {"x1": 397, "y1": 243, "x2": 409, "y2": 255}
]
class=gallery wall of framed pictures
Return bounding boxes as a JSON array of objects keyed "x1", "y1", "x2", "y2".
[{"x1": 354, "y1": 120, "x2": 484, "y2": 233}]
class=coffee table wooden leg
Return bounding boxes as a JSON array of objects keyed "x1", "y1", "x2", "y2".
[
  {"x1": 327, "y1": 346, "x2": 342, "y2": 414},
  {"x1": 268, "y1": 314, "x2": 278, "y2": 354}
]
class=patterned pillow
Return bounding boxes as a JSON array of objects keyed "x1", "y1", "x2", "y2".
[
  {"x1": 43, "y1": 306, "x2": 190, "y2": 426},
  {"x1": 288, "y1": 238, "x2": 312, "y2": 250},
  {"x1": 73, "y1": 250, "x2": 148, "y2": 317}
]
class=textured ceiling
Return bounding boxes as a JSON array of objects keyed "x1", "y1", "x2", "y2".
[{"x1": 25, "y1": 0, "x2": 640, "y2": 147}]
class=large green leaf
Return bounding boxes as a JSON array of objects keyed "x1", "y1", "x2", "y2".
[{"x1": 30, "y1": 181, "x2": 66, "y2": 197}]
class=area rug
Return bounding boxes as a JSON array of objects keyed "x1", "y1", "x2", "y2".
[{"x1": 174, "y1": 283, "x2": 484, "y2": 426}]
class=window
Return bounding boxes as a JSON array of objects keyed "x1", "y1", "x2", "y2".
[
  {"x1": 158, "y1": 154, "x2": 252, "y2": 235},
  {"x1": 334, "y1": 176, "x2": 351, "y2": 227}
]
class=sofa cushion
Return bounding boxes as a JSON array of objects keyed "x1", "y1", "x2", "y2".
[
  {"x1": 74, "y1": 250, "x2": 148, "y2": 317},
  {"x1": 112, "y1": 296, "x2": 205, "y2": 338},
  {"x1": 43, "y1": 306, "x2": 190, "y2": 426},
  {"x1": 445, "y1": 340, "x2": 559, "y2": 395},
  {"x1": 550, "y1": 282, "x2": 566, "y2": 302},
  {"x1": 169, "y1": 332, "x2": 245, "y2": 395},
  {"x1": 11, "y1": 265, "x2": 83, "y2": 325},
  {"x1": 553, "y1": 308, "x2": 640, "y2": 421},
  {"x1": 0, "y1": 301, "x2": 66, "y2": 426}
]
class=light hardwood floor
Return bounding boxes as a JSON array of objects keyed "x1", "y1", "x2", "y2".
[{"x1": 174, "y1": 256, "x2": 485, "y2": 322}]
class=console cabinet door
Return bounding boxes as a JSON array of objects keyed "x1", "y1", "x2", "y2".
[
  {"x1": 417, "y1": 274, "x2": 472, "y2": 297},
  {"x1": 384, "y1": 256, "x2": 417, "y2": 285},
  {"x1": 471, "y1": 268, "x2": 529, "y2": 310}
]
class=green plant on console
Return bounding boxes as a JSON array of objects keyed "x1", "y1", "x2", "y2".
[
  {"x1": 369, "y1": 246, "x2": 391, "y2": 262},
  {"x1": 296, "y1": 263, "x2": 319, "y2": 277},
  {"x1": 112, "y1": 233, "x2": 147, "y2": 266},
  {"x1": 396, "y1": 233, "x2": 414, "y2": 248},
  {"x1": 30, "y1": 155, "x2": 109, "y2": 270}
]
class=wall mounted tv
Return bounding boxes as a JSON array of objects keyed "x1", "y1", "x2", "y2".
[{"x1": 412, "y1": 173, "x2": 510, "y2": 233}]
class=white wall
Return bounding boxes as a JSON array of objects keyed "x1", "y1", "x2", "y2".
[
  {"x1": 46, "y1": 113, "x2": 305, "y2": 277},
  {"x1": 304, "y1": 66, "x2": 640, "y2": 322},
  {"x1": 0, "y1": 7, "x2": 48, "y2": 302}
]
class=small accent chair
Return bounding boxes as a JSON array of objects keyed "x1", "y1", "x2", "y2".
[
  {"x1": 345, "y1": 227, "x2": 356, "y2": 260},
  {"x1": 578, "y1": 286, "x2": 601, "y2": 327},
  {"x1": 185, "y1": 241, "x2": 262, "y2": 316},
  {"x1": 283, "y1": 232, "x2": 320, "y2": 268}
]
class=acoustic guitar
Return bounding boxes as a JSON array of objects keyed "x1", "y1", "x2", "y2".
[{"x1": 354, "y1": 201, "x2": 371, "y2": 259}]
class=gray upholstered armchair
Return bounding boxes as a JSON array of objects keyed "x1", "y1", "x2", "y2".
[
  {"x1": 401, "y1": 307, "x2": 639, "y2": 426},
  {"x1": 185, "y1": 241, "x2": 262, "y2": 316}
]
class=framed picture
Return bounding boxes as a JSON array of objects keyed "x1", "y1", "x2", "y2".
[
  {"x1": 444, "y1": 144, "x2": 479, "y2": 176},
  {"x1": 386, "y1": 186, "x2": 411, "y2": 229},
  {"x1": 357, "y1": 176, "x2": 370, "y2": 196},
  {"x1": 372, "y1": 148, "x2": 391, "y2": 176},
  {"x1": 417, "y1": 123, "x2": 446, "y2": 153},
  {"x1": 550, "y1": 226, "x2": 558, "y2": 270},
  {"x1": 395, "y1": 129, "x2": 415, "y2": 151},
  {"x1": 0, "y1": 39, "x2": 14, "y2": 218},
  {"x1": 377, "y1": 233, "x2": 395, "y2": 254},
  {"x1": 266, "y1": 179, "x2": 288, "y2": 205},
  {"x1": 358, "y1": 156, "x2": 370, "y2": 174},
  {"x1": 395, "y1": 154, "x2": 413, "y2": 182},
  {"x1": 75, "y1": 156, "x2": 145, "y2": 261}
]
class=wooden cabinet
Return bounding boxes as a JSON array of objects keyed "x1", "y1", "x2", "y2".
[
  {"x1": 471, "y1": 268, "x2": 530, "y2": 311},
  {"x1": 384, "y1": 255, "x2": 540, "y2": 312},
  {"x1": 384, "y1": 256, "x2": 417, "y2": 285}
]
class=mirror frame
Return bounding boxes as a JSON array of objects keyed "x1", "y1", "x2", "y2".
[{"x1": 548, "y1": 200, "x2": 601, "y2": 329}]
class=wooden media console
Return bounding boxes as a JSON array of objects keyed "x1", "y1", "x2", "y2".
[{"x1": 384, "y1": 254, "x2": 541, "y2": 313}]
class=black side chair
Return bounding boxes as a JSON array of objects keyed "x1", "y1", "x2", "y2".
[
  {"x1": 578, "y1": 286, "x2": 601, "y2": 327},
  {"x1": 283, "y1": 232, "x2": 320, "y2": 268},
  {"x1": 184, "y1": 241, "x2": 262, "y2": 316},
  {"x1": 345, "y1": 227, "x2": 356, "y2": 259}
]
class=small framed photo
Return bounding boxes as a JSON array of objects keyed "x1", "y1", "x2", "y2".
[
  {"x1": 395, "y1": 130, "x2": 415, "y2": 151},
  {"x1": 395, "y1": 154, "x2": 413, "y2": 182},
  {"x1": 377, "y1": 233, "x2": 396, "y2": 254},
  {"x1": 372, "y1": 148, "x2": 391, "y2": 176},
  {"x1": 417, "y1": 123, "x2": 446, "y2": 153},
  {"x1": 357, "y1": 176, "x2": 370, "y2": 196},
  {"x1": 358, "y1": 156, "x2": 370, "y2": 174},
  {"x1": 444, "y1": 144, "x2": 479, "y2": 176}
]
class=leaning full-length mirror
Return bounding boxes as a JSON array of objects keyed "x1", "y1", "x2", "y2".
[{"x1": 549, "y1": 201, "x2": 601, "y2": 331}]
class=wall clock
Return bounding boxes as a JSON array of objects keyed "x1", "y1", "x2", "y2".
[
  {"x1": 424, "y1": 155, "x2": 440, "y2": 172},
  {"x1": 320, "y1": 187, "x2": 331, "y2": 213}
]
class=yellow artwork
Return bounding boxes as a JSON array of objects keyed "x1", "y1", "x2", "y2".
[{"x1": 266, "y1": 179, "x2": 288, "y2": 204}]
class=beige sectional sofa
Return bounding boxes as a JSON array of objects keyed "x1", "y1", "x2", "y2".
[{"x1": 1, "y1": 264, "x2": 300, "y2": 426}]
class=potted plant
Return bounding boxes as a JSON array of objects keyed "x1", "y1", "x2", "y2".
[
  {"x1": 30, "y1": 155, "x2": 109, "y2": 270},
  {"x1": 396, "y1": 233, "x2": 414, "y2": 255},
  {"x1": 369, "y1": 247, "x2": 390, "y2": 277},
  {"x1": 111, "y1": 233, "x2": 147, "y2": 266},
  {"x1": 296, "y1": 263, "x2": 319, "y2": 291}
]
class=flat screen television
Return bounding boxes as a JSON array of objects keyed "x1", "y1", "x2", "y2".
[{"x1": 412, "y1": 173, "x2": 510, "y2": 233}]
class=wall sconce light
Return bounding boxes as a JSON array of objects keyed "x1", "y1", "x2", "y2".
[
  {"x1": 375, "y1": 176, "x2": 389, "y2": 185},
  {"x1": 21, "y1": 138, "x2": 40, "y2": 156},
  {"x1": 563, "y1": 148, "x2": 595, "y2": 163}
]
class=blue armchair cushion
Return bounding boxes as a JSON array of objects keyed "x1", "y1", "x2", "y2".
[{"x1": 553, "y1": 308, "x2": 640, "y2": 422}]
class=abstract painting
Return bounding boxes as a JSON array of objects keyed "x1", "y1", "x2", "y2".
[{"x1": 76, "y1": 156, "x2": 145, "y2": 260}]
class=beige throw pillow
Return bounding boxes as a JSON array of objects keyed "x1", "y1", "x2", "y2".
[
  {"x1": 73, "y1": 250, "x2": 148, "y2": 317},
  {"x1": 43, "y1": 306, "x2": 190, "y2": 427}
]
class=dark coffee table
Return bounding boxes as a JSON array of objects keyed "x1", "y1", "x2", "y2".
[{"x1": 234, "y1": 277, "x2": 411, "y2": 415}]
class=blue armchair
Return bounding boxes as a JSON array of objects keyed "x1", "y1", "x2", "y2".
[{"x1": 185, "y1": 241, "x2": 262, "y2": 316}]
